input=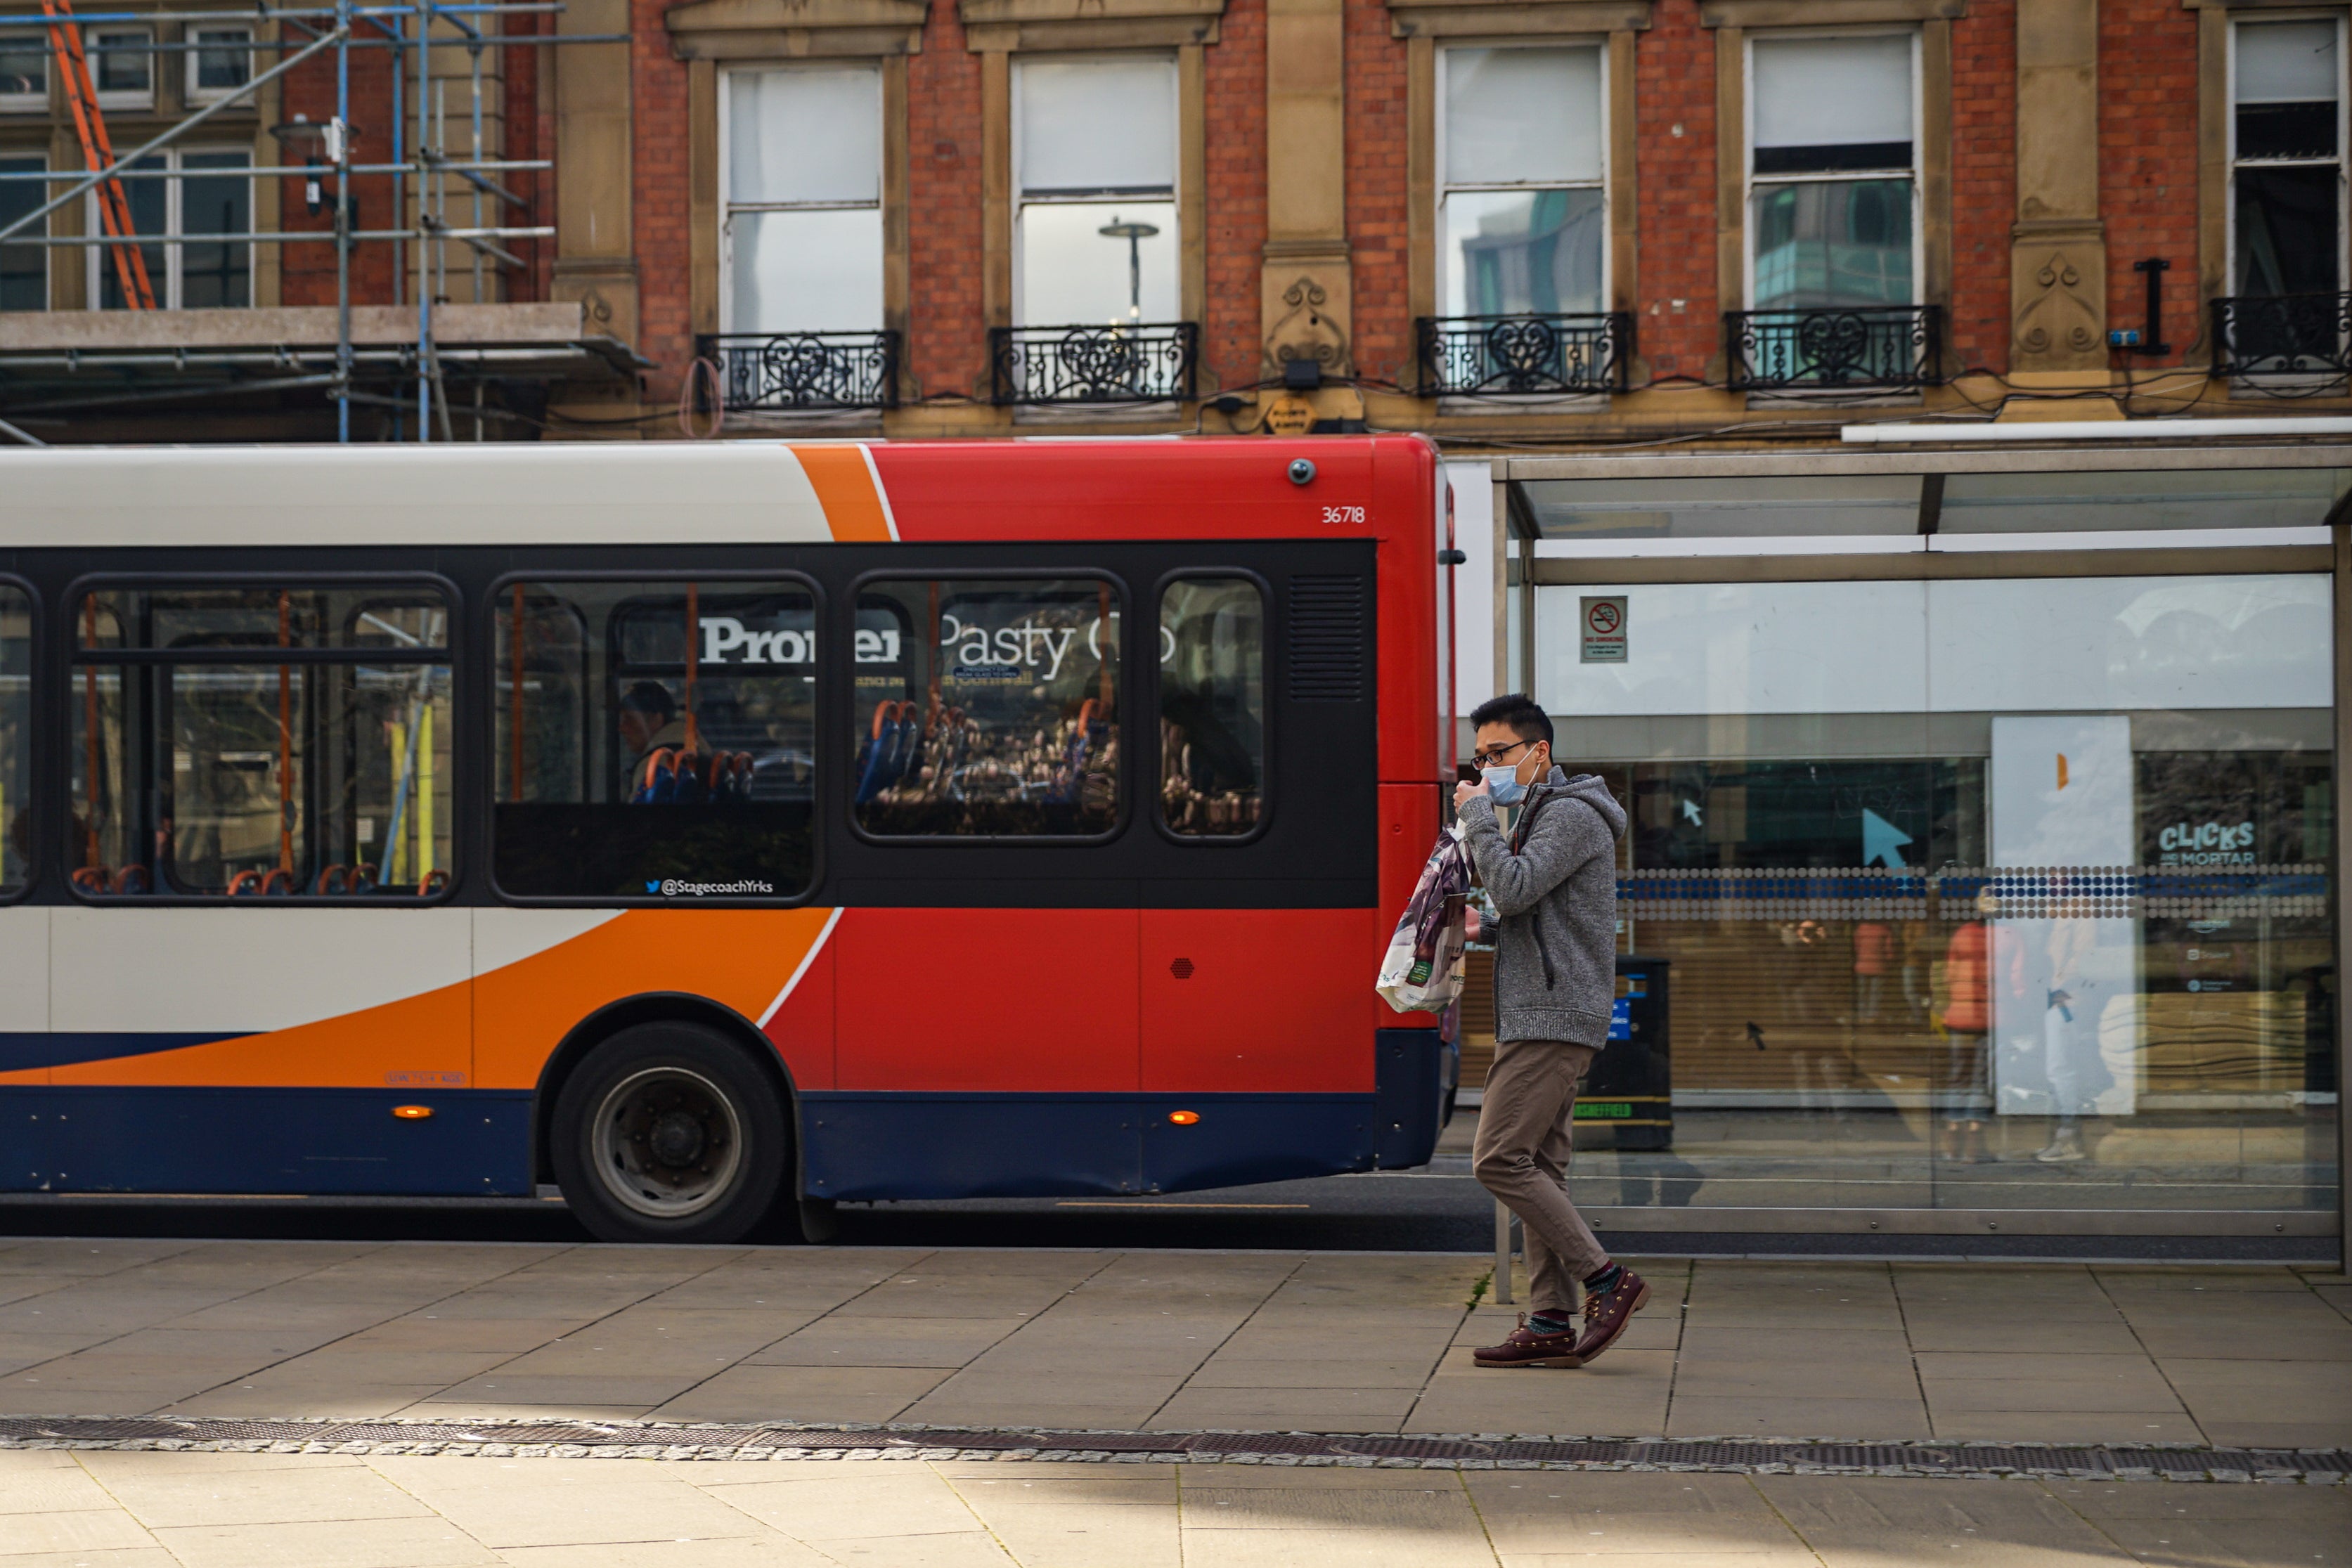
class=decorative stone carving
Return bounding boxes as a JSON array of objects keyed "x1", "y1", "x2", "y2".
[
  {"x1": 2010, "y1": 222, "x2": 2107, "y2": 374},
  {"x1": 1263, "y1": 273, "x2": 1351, "y2": 377}
]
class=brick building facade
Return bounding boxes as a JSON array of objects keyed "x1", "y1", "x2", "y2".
[{"x1": 2, "y1": 0, "x2": 2345, "y2": 440}]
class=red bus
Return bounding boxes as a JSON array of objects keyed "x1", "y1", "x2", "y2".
[{"x1": 0, "y1": 434, "x2": 1458, "y2": 1240}]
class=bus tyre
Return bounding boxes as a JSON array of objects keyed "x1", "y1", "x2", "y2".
[{"x1": 552, "y1": 1022, "x2": 791, "y2": 1245}]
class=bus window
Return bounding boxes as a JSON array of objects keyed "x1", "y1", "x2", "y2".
[
  {"x1": 67, "y1": 585, "x2": 453, "y2": 898},
  {"x1": 1158, "y1": 576, "x2": 1265, "y2": 838},
  {"x1": 1, "y1": 586, "x2": 27, "y2": 893},
  {"x1": 493, "y1": 579, "x2": 816, "y2": 900},
  {"x1": 853, "y1": 578, "x2": 1120, "y2": 838}
]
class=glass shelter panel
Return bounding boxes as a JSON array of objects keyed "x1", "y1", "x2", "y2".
[
  {"x1": 853, "y1": 578, "x2": 1120, "y2": 838},
  {"x1": 1526, "y1": 573, "x2": 2335, "y2": 1218},
  {"x1": 1158, "y1": 577, "x2": 1265, "y2": 837},
  {"x1": 493, "y1": 581, "x2": 816, "y2": 900},
  {"x1": 69, "y1": 587, "x2": 453, "y2": 898}
]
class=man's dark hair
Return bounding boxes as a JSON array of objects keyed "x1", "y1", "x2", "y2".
[
  {"x1": 1468, "y1": 692, "x2": 1553, "y2": 749},
  {"x1": 620, "y1": 680, "x2": 677, "y2": 720}
]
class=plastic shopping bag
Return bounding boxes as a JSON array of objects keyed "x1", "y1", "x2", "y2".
[{"x1": 1375, "y1": 824, "x2": 1471, "y2": 1014}]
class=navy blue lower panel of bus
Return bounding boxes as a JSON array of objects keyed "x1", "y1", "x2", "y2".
[
  {"x1": 800, "y1": 1030, "x2": 1447, "y2": 1201},
  {"x1": 4, "y1": 1088, "x2": 534, "y2": 1196},
  {"x1": 0, "y1": 1031, "x2": 1444, "y2": 1201}
]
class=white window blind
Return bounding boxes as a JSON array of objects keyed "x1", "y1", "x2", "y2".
[
  {"x1": 1014, "y1": 57, "x2": 1179, "y2": 326},
  {"x1": 723, "y1": 66, "x2": 884, "y2": 335},
  {"x1": 1444, "y1": 47, "x2": 1601, "y2": 187},
  {"x1": 2237, "y1": 20, "x2": 2339, "y2": 104},
  {"x1": 1017, "y1": 58, "x2": 1175, "y2": 195},
  {"x1": 1752, "y1": 34, "x2": 1911, "y2": 155},
  {"x1": 727, "y1": 67, "x2": 880, "y2": 206}
]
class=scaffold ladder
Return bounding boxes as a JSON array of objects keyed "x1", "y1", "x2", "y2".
[{"x1": 41, "y1": 0, "x2": 155, "y2": 310}]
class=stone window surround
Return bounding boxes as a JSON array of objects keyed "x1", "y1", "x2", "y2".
[
  {"x1": 1705, "y1": 0, "x2": 1961, "y2": 380},
  {"x1": 2189, "y1": 0, "x2": 2352, "y2": 344},
  {"x1": 960, "y1": 0, "x2": 1217, "y2": 343},
  {"x1": 1394, "y1": 1, "x2": 1651, "y2": 374},
  {"x1": 667, "y1": 0, "x2": 924, "y2": 361}
]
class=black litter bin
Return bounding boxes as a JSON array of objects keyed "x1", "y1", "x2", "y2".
[{"x1": 1574, "y1": 955, "x2": 1671, "y2": 1151}]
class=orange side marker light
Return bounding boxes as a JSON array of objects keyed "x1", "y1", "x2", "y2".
[
  {"x1": 392, "y1": 1105, "x2": 434, "y2": 1120},
  {"x1": 1168, "y1": 1110, "x2": 1201, "y2": 1126}
]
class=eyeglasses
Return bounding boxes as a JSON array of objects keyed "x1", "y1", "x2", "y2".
[{"x1": 1470, "y1": 738, "x2": 1538, "y2": 768}]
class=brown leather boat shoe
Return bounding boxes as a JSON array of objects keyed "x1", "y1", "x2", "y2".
[
  {"x1": 1473, "y1": 1312, "x2": 1584, "y2": 1369},
  {"x1": 1572, "y1": 1268, "x2": 1650, "y2": 1366}
]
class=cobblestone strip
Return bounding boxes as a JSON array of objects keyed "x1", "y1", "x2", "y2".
[{"x1": 0, "y1": 1418, "x2": 2344, "y2": 1483}]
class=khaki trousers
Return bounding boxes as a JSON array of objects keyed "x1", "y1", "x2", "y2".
[{"x1": 1472, "y1": 1039, "x2": 1610, "y2": 1312}]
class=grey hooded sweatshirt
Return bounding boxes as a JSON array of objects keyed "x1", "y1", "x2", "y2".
[{"x1": 1456, "y1": 768, "x2": 1629, "y2": 1047}]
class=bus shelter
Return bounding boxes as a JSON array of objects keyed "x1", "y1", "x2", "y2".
[{"x1": 1487, "y1": 436, "x2": 2346, "y2": 1257}]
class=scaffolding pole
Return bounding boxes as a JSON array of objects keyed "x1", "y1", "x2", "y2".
[{"x1": 0, "y1": 0, "x2": 610, "y2": 442}]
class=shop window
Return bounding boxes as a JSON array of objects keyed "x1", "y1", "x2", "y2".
[
  {"x1": 68, "y1": 585, "x2": 453, "y2": 898},
  {"x1": 1439, "y1": 46, "x2": 1605, "y2": 317},
  {"x1": 1747, "y1": 32, "x2": 1918, "y2": 310},
  {"x1": 494, "y1": 579, "x2": 816, "y2": 900},
  {"x1": 0, "y1": 27, "x2": 45, "y2": 110},
  {"x1": 2233, "y1": 17, "x2": 2344, "y2": 297},
  {"x1": 1015, "y1": 56, "x2": 1177, "y2": 327},
  {"x1": 1158, "y1": 576, "x2": 1265, "y2": 838},
  {"x1": 89, "y1": 149, "x2": 252, "y2": 309},
  {"x1": 0, "y1": 153, "x2": 44, "y2": 309},
  {"x1": 854, "y1": 578, "x2": 1120, "y2": 838},
  {"x1": 721, "y1": 65, "x2": 883, "y2": 335},
  {"x1": 0, "y1": 585, "x2": 26, "y2": 893},
  {"x1": 92, "y1": 27, "x2": 150, "y2": 108},
  {"x1": 187, "y1": 26, "x2": 253, "y2": 105}
]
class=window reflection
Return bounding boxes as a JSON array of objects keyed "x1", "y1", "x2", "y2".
[
  {"x1": 0, "y1": 588, "x2": 27, "y2": 892},
  {"x1": 854, "y1": 578, "x2": 1120, "y2": 837},
  {"x1": 494, "y1": 581, "x2": 815, "y2": 899},
  {"x1": 1158, "y1": 577, "x2": 1264, "y2": 837},
  {"x1": 69, "y1": 587, "x2": 452, "y2": 898}
]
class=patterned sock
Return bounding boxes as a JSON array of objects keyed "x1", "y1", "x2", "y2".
[
  {"x1": 1527, "y1": 1309, "x2": 1577, "y2": 1335},
  {"x1": 1582, "y1": 1262, "x2": 1623, "y2": 1297}
]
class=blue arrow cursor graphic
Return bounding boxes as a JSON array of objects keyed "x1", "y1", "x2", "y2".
[{"x1": 1862, "y1": 808, "x2": 1913, "y2": 869}]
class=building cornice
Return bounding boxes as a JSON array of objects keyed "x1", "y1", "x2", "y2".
[
  {"x1": 1382, "y1": 0, "x2": 1650, "y2": 41},
  {"x1": 957, "y1": 0, "x2": 1227, "y2": 52}
]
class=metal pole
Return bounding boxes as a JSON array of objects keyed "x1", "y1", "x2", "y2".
[
  {"x1": 334, "y1": 0, "x2": 352, "y2": 441},
  {"x1": 2334, "y1": 519, "x2": 2351, "y2": 1277},
  {"x1": 416, "y1": 0, "x2": 430, "y2": 439},
  {"x1": 1492, "y1": 1198, "x2": 1513, "y2": 1306}
]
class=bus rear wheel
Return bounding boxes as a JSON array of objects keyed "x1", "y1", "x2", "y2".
[{"x1": 552, "y1": 1022, "x2": 791, "y2": 1244}]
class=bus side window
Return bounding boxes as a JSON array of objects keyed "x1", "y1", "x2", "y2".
[
  {"x1": 493, "y1": 579, "x2": 817, "y2": 900},
  {"x1": 0, "y1": 585, "x2": 27, "y2": 893},
  {"x1": 67, "y1": 585, "x2": 452, "y2": 899},
  {"x1": 853, "y1": 578, "x2": 1120, "y2": 839},
  {"x1": 1158, "y1": 576, "x2": 1266, "y2": 838}
]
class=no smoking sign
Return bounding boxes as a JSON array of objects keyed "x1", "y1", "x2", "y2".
[{"x1": 1580, "y1": 595, "x2": 1628, "y2": 663}]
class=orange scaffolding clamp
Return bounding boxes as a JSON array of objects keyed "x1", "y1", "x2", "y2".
[{"x1": 41, "y1": 0, "x2": 155, "y2": 309}]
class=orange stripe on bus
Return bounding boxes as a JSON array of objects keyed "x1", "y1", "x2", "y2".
[
  {"x1": 794, "y1": 446, "x2": 894, "y2": 543},
  {"x1": 32, "y1": 907, "x2": 839, "y2": 1091}
]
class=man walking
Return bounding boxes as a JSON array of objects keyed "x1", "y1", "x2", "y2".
[{"x1": 1454, "y1": 693, "x2": 1645, "y2": 1369}]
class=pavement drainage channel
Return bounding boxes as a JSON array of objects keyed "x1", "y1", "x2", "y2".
[{"x1": 0, "y1": 1418, "x2": 2344, "y2": 1482}]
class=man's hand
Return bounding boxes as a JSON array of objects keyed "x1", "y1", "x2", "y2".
[{"x1": 1453, "y1": 776, "x2": 1490, "y2": 812}]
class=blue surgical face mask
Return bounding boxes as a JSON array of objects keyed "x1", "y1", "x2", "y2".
[{"x1": 1482, "y1": 765, "x2": 1528, "y2": 807}]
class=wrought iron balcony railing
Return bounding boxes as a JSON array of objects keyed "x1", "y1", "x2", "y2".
[
  {"x1": 694, "y1": 330, "x2": 899, "y2": 412},
  {"x1": 2211, "y1": 293, "x2": 2352, "y2": 377},
  {"x1": 1724, "y1": 305, "x2": 1943, "y2": 391},
  {"x1": 1414, "y1": 312, "x2": 1634, "y2": 397},
  {"x1": 990, "y1": 322, "x2": 1198, "y2": 406}
]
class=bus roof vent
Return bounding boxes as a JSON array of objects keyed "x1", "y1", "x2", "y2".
[{"x1": 1288, "y1": 574, "x2": 1366, "y2": 701}]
